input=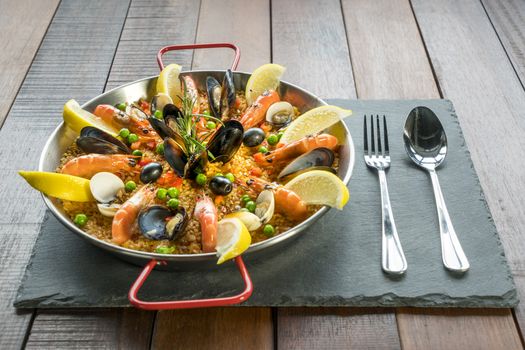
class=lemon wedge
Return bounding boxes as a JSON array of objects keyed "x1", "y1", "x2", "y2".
[
  {"x1": 156, "y1": 63, "x2": 182, "y2": 104},
  {"x1": 280, "y1": 105, "x2": 352, "y2": 144},
  {"x1": 19, "y1": 171, "x2": 94, "y2": 202},
  {"x1": 283, "y1": 170, "x2": 349, "y2": 210},
  {"x1": 245, "y1": 63, "x2": 286, "y2": 105},
  {"x1": 63, "y1": 99, "x2": 118, "y2": 136},
  {"x1": 216, "y1": 218, "x2": 251, "y2": 264},
  {"x1": 225, "y1": 211, "x2": 262, "y2": 231}
]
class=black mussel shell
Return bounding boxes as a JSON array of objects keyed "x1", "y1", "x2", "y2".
[
  {"x1": 184, "y1": 150, "x2": 208, "y2": 179},
  {"x1": 148, "y1": 117, "x2": 176, "y2": 140},
  {"x1": 140, "y1": 162, "x2": 163, "y2": 183},
  {"x1": 220, "y1": 69, "x2": 236, "y2": 117},
  {"x1": 243, "y1": 128, "x2": 266, "y2": 147},
  {"x1": 278, "y1": 147, "x2": 336, "y2": 180},
  {"x1": 139, "y1": 206, "x2": 188, "y2": 240},
  {"x1": 77, "y1": 126, "x2": 131, "y2": 154},
  {"x1": 206, "y1": 76, "x2": 222, "y2": 119},
  {"x1": 206, "y1": 120, "x2": 244, "y2": 163},
  {"x1": 209, "y1": 176, "x2": 233, "y2": 196},
  {"x1": 164, "y1": 138, "x2": 187, "y2": 177},
  {"x1": 163, "y1": 103, "x2": 183, "y2": 122}
]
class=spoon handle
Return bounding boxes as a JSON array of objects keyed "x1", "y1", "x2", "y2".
[
  {"x1": 378, "y1": 170, "x2": 407, "y2": 275},
  {"x1": 428, "y1": 169, "x2": 470, "y2": 272}
]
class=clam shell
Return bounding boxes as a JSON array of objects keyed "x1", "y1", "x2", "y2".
[
  {"x1": 266, "y1": 101, "x2": 294, "y2": 127},
  {"x1": 255, "y1": 190, "x2": 275, "y2": 224},
  {"x1": 89, "y1": 172, "x2": 125, "y2": 203},
  {"x1": 97, "y1": 203, "x2": 121, "y2": 217}
]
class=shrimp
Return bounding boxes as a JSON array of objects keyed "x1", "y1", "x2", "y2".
[
  {"x1": 246, "y1": 177, "x2": 308, "y2": 220},
  {"x1": 112, "y1": 185, "x2": 155, "y2": 244},
  {"x1": 93, "y1": 104, "x2": 158, "y2": 142},
  {"x1": 239, "y1": 90, "x2": 280, "y2": 129},
  {"x1": 194, "y1": 195, "x2": 218, "y2": 253},
  {"x1": 183, "y1": 76, "x2": 200, "y2": 114},
  {"x1": 254, "y1": 133, "x2": 338, "y2": 166},
  {"x1": 60, "y1": 154, "x2": 139, "y2": 179}
]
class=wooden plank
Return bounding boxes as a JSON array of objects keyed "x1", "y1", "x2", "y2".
[
  {"x1": 398, "y1": 309, "x2": 522, "y2": 350},
  {"x1": 272, "y1": 0, "x2": 356, "y2": 99},
  {"x1": 25, "y1": 309, "x2": 154, "y2": 349},
  {"x1": 481, "y1": 0, "x2": 525, "y2": 88},
  {"x1": 192, "y1": 0, "x2": 271, "y2": 72},
  {"x1": 152, "y1": 308, "x2": 273, "y2": 350},
  {"x1": 0, "y1": 0, "x2": 60, "y2": 128},
  {"x1": 408, "y1": 0, "x2": 525, "y2": 343},
  {"x1": 0, "y1": 0, "x2": 131, "y2": 348},
  {"x1": 278, "y1": 308, "x2": 400, "y2": 350}
]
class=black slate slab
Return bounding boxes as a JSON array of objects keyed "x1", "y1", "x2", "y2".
[{"x1": 14, "y1": 99, "x2": 518, "y2": 308}]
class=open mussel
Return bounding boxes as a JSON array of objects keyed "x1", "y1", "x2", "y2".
[
  {"x1": 206, "y1": 69, "x2": 235, "y2": 119},
  {"x1": 138, "y1": 206, "x2": 188, "y2": 240},
  {"x1": 77, "y1": 126, "x2": 131, "y2": 154},
  {"x1": 278, "y1": 147, "x2": 335, "y2": 181},
  {"x1": 206, "y1": 120, "x2": 244, "y2": 163},
  {"x1": 163, "y1": 137, "x2": 188, "y2": 177}
]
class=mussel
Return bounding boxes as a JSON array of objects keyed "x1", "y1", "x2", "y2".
[
  {"x1": 138, "y1": 206, "x2": 188, "y2": 240},
  {"x1": 163, "y1": 137, "x2": 188, "y2": 177},
  {"x1": 206, "y1": 120, "x2": 244, "y2": 163},
  {"x1": 243, "y1": 128, "x2": 266, "y2": 147},
  {"x1": 206, "y1": 69, "x2": 235, "y2": 119},
  {"x1": 277, "y1": 147, "x2": 335, "y2": 181},
  {"x1": 150, "y1": 93, "x2": 173, "y2": 115},
  {"x1": 266, "y1": 101, "x2": 294, "y2": 128},
  {"x1": 76, "y1": 126, "x2": 131, "y2": 154},
  {"x1": 140, "y1": 162, "x2": 163, "y2": 183}
]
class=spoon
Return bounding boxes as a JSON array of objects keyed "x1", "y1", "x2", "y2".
[{"x1": 403, "y1": 106, "x2": 469, "y2": 272}]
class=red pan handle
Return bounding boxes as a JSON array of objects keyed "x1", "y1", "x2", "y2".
[
  {"x1": 156, "y1": 42, "x2": 241, "y2": 71},
  {"x1": 128, "y1": 256, "x2": 253, "y2": 310}
]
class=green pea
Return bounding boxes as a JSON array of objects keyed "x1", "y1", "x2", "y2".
[
  {"x1": 132, "y1": 150, "x2": 143, "y2": 157},
  {"x1": 206, "y1": 121, "x2": 216, "y2": 129},
  {"x1": 196, "y1": 173, "x2": 207, "y2": 186},
  {"x1": 167, "y1": 198, "x2": 180, "y2": 209},
  {"x1": 156, "y1": 142, "x2": 165, "y2": 155},
  {"x1": 258, "y1": 146, "x2": 268, "y2": 154},
  {"x1": 156, "y1": 188, "x2": 168, "y2": 200},
  {"x1": 263, "y1": 224, "x2": 275, "y2": 237},
  {"x1": 154, "y1": 109, "x2": 163, "y2": 119},
  {"x1": 127, "y1": 133, "x2": 139, "y2": 143},
  {"x1": 241, "y1": 194, "x2": 251, "y2": 203},
  {"x1": 277, "y1": 132, "x2": 284, "y2": 140},
  {"x1": 116, "y1": 103, "x2": 127, "y2": 111},
  {"x1": 155, "y1": 246, "x2": 175, "y2": 254},
  {"x1": 119, "y1": 128, "x2": 130, "y2": 139},
  {"x1": 267, "y1": 134, "x2": 279, "y2": 146},
  {"x1": 74, "y1": 213, "x2": 88, "y2": 227},
  {"x1": 125, "y1": 180, "x2": 137, "y2": 192},
  {"x1": 167, "y1": 187, "x2": 180, "y2": 198},
  {"x1": 202, "y1": 110, "x2": 211, "y2": 117},
  {"x1": 245, "y1": 201, "x2": 256, "y2": 213},
  {"x1": 215, "y1": 173, "x2": 224, "y2": 177},
  {"x1": 225, "y1": 173, "x2": 235, "y2": 182}
]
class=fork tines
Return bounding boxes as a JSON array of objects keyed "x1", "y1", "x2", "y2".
[{"x1": 363, "y1": 115, "x2": 389, "y2": 157}]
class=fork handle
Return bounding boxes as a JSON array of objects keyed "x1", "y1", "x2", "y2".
[
  {"x1": 428, "y1": 169, "x2": 470, "y2": 272},
  {"x1": 378, "y1": 170, "x2": 407, "y2": 275}
]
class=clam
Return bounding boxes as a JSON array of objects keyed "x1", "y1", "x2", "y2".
[
  {"x1": 226, "y1": 211, "x2": 262, "y2": 231},
  {"x1": 89, "y1": 172, "x2": 125, "y2": 203},
  {"x1": 150, "y1": 93, "x2": 173, "y2": 115},
  {"x1": 97, "y1": 203, "x2": 121, "y2": 217},
  {"x1": 138, "y1": 206, "x2": 188, "y2": 240},
  {"x1": 140, "y1": 162, "x2": 163, "y2": 183},
  {"x1": 206, "y1": 120, "x2": 244, "y2": 163},
  {"x1": 243, "y1": 128, "x2": 266, "y2": 147},
  {"x1": 77, "y1": 126, "x2": 131, "y2": 154},
  {"x1": 266, "y1": 101, "x2": 294, "y2": 128},
  {"x1": 206, "y1": 69, "x2": 235, "y2": 119},
  {"x1": 277, "y1": 147, "x2": 335, "y2": 181},
  {"x1": 255, "y1": 190, "x2": 275, "y2": 224}
]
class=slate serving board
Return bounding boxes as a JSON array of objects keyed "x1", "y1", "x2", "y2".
[{"x1": 14, "y1": 99, "x2": 518, "y2": 308}]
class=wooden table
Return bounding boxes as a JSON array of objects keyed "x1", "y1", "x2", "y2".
[{"x1": 1, "y1": 0, "x2": 524, "y2": 348}]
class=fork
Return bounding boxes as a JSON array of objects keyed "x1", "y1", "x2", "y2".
[{"x1": 364, "y1": 115, "x2": 407, "y2": 275}]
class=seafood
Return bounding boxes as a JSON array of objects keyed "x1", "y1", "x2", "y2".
[
  {"x1": 266, "y1": 101, "x2": 294, "y2": 128},
  {"x1": 277, "y1": 147, "x2": 335, "y2": 180},
  {"x1": 254, "y1": 134, "x2": 338, "y2": 165},
  {"x1": 60, "y1": 154, "x2": 138, "y2": 179},
  {"x1": 239, "y1": 90, "x2": 280, "y2": 129},
  {"x1": 182, "y1": 76, "x2": 200, "y2": 114},
  {"x1": 89, "y1": 172, "x2": 124, "y2": 203},
  {"x1": 138, "y1": 206, "x2": 188, "y2": 240},
  {"x1": 206, "y1": 70, "x2": 235, "y2": 119},
  {"x1": 77, "y1": 126, "x2": 130, "y2": 154},
  {"x1": 93, "y1": 104, "x2": 158, "y2": 142},
  {"x1": 194, "y1": 195, "x2": 218, "y2": 253},
  {"x1": 206, "y1": 120, "x2": 244, "y2": 163},
  {"x1": 112, "y1": 185, "x2": 155, "y2": 244}
]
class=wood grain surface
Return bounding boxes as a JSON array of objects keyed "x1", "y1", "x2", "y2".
[
  {"x1": 412, "y1": 0, "x2": 525, "y2": 341},
  {"x1": 0, "y1": 0, "x2": 60, "y2": 127}
]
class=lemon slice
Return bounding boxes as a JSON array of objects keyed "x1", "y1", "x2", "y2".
[
  {"x1": 225, "y1": 211, "x2": 262, "y2": 231},
  {"x1": 216, "y1": 218, "x2": 252, "y2": 265},
  {"x1": 245, "y1": 63, "x2": 286, "y2": 105},
  {"x1": 280, "y1": 105, "x2": 352, "y2": 144},
  {"x1": 156, "y1": 63, "x2": 182, "y2": 104},
  {"x1": 283, "y1": 170, "x2": 349, "y2": 210},
  {"x1": 63, "y1": 99, "x2": 119, "y2": 136},
  {"x1": 19, "y1": 171, "x2": 94, "y2": 202}
]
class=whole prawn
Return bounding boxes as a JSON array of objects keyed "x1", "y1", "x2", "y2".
[
  {"x1": 239, "y1": 90, "x2": 280, "y2": 129},
  {"x1": 112, "y1": 185, "x2": 155, "y2": 244},
  {"x1": 194, "y1": 195, "x2": 218, "y2": 253},
  {"x1": 93, "y1": 104, "x2": 159, "y2": 142},
  {"x1": 60, "y1": 154, "x2": 139, "y2": 179},
  {"x1": 254, "y1": 133, "x2": 338, "y2": 166},
  {"x1": 246, "y1": 178, "x2": 308, "y2": 221}
]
